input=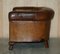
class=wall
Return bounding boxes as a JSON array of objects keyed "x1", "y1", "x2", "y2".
[
  {"x1": 3, "y1": 0, "x2": 59, "y2": 38},
  {"x1": 0, "y1": 0, "x2": 3, "y2": 38},
  {"x1": 58, "y1": 0, "x2": 60, "y2": 37}
]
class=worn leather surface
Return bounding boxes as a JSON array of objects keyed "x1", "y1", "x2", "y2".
[
  {"x1": 9, "y1": 7, "x2": 54, "y2": 21},
  {"x1": 9, "y1": 21, "x2": 51, "y2": 42},
  {"x1": 9, "y1": 7, "x2": 54, "y2": 42}
]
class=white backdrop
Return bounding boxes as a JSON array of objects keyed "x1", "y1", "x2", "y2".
[
  {"x1": 58, "y1": 0, "x2": 60, "y2": 37},
  {"x1": 2, "y1": 0, "x2": 59, "y2": 38},
  {"x1": 0, "y1": 0, "x2": 3, "y2": 38}
]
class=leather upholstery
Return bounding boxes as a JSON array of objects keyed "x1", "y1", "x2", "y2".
[
  {"x1": 9, "y1": 7, "x2": 54, "y2": 42},
  {"x1": 9, "y1": 7, "x2": 54, "y2": 21}
]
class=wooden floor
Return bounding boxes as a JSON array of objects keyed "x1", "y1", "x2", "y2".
[{"x1": 0, "y1": 38, "x2": 60, "y2": 54}]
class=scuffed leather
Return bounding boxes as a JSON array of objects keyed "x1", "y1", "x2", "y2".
[
  {"x1": 9, "y1": 7, "x2": 54, "y2": 42},
  {"x1": 9, "y1": 7, "x2": 54, "y2": 21}
]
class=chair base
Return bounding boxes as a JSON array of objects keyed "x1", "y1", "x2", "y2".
[{"x1": 9, "y1": 40, "x2": 49, "y2": 50}]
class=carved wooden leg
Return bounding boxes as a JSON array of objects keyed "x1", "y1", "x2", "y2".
[
  {"x1": 45, "y1": 40, "x2": 49, "y2": 48},
  {"x1": 9, "y1": 42, "x2": 14, "y2": 50}
]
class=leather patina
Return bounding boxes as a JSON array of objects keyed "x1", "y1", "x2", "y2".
[{"x1": 9, "y1": 7, "x2": 54, "y2": 50}]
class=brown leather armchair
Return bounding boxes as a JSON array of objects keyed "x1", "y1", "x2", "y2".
[{"x1": 9, "y1": 7, "x2": 54, "y2": 50}]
